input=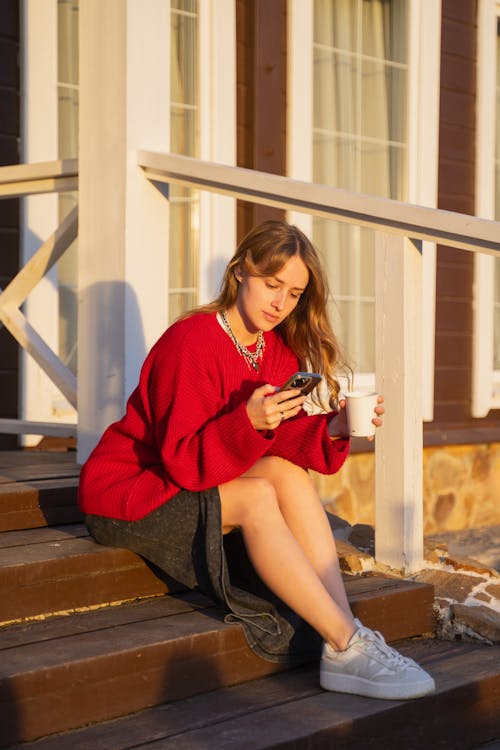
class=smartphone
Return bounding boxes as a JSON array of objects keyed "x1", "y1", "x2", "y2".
[{"x1": 279, "y1": 371, "x2": 322, "y2": 397}]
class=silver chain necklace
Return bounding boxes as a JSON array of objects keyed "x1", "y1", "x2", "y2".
[{"x1": 220, "y1": 311, "x2": 265, "y2": 371}]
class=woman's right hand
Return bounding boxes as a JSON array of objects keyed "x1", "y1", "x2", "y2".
[{"x1": 246, "y1": 384, "x2": 305, "y2": 431}]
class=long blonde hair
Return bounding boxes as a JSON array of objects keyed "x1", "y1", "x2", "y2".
[{"x1": 181, "y1": 220, "x2": 351, "y2": 409}]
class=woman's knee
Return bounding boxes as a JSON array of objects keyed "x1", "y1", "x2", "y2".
[
  {"x1": 219, "y1": 476, "x2": 280, "y2": 532},
  {"x1": 260, "y1": 456, "x2": 314, "y2": 491}
]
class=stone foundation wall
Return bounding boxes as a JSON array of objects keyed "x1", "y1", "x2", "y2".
[{"x1": 313, "y1": 443, "x2": 500, "y2": 535}]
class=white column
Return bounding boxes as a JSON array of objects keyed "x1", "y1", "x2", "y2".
[
  {"x1": 78, "y1": 0, "x2": 170, "y2": 463},
  {"x1": 375, "y1": 232, "x2": 424, "y2": 573}
]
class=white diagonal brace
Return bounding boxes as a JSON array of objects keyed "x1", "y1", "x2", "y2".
[
  {"x1": 0, "y1": 206, "x2": 78, "y2": 310},
  {"x1": 0, "y1": 304, "x2": 77, "y2": 408}
]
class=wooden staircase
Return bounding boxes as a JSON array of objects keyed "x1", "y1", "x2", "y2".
[{"x1": 0, "y1": 450, "x2": 499, "y2": 749}]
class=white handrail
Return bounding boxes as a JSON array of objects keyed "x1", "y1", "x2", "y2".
[
  {"x1": 0, "y1": 159, "x2": 78, "y2": 199},
  {"x1": 138, "y1": 151, "x2": 500, "y2": 256}
]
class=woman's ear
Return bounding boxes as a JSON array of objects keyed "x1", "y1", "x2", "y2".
[{"x1": 234, "y1": 267, "x2": 243, "y2": 283}]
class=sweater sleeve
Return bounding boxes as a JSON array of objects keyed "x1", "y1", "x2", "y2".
[
  {"x1": 264, "y1": 409, "x2": 350, "y2": 475},
  {"x1": 147, "y1": 324, "x2": 275, "y2": 491}
]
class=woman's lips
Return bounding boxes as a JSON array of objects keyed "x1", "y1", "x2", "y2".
[{"x1": 263, "y1": 311, "x2": 280, "y2": 323}]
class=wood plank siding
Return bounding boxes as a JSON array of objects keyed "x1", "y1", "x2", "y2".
[
  {"x1": 0, "y1": 0, "x2": 19, "y2": 449},
  {"x1": 236, "y1": 0, "x2": 286, "y2": 240},
  {"x1": 434, "y1": 0, "x2": 477, "y2": 425}
]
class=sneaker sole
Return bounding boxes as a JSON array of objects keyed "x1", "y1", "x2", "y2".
[{"x1": 319, "y1": 669, "x2": 436, "y2": 701}]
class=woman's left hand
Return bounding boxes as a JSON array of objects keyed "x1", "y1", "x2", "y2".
[{"x1": 328, "y1": 394, "x2": 385, "y2": 442}]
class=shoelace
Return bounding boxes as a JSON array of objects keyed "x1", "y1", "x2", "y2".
[{"x1": 358, "y1": 626, "x2": 414, "y2": 668}]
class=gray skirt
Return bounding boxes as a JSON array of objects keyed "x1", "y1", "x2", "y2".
[{"x1": 85, "y1": 486, "x2": 321, "y2": 664}]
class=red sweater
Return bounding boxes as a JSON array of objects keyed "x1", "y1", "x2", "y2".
[{"x1": 78, "y1": 312, "x2": 350, "y2": 520}]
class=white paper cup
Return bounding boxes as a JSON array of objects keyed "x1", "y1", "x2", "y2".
[{"x1": 344, "y1": 391, "x2": 379, "y2": 437}]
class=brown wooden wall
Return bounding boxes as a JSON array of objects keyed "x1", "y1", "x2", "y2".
[
  {"x1": 434, "y1": 0, "x2": 477, "y2": 426},
  {"x1": 236, "y1": 0, "x2": 286, "y2": 241},
  {"x1": 0, "y1": 0, "x2": 19, "y2": 449},
  {"x1": 432, "y1": 0, "x2": 498, "y2": 439}
]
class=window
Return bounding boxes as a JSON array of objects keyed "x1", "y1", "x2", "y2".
[
  {"x1": 496, "y1": 15, "x2": 500, "y2": 376},
  {"x1": 57, "y1": 0, "x2": 78, "y2": 376},
  {"x1": 288, "y1": 0, "x2": 440, "y2": 415},
  {"x1": 473, "y1": 0, "x2": 500, "y2": 416},
  {"x1": 313, "y1": 0, "x2": 408, "y2": 375},
  {"x1": 169, "y1": 0, "x2": 200, "y2": 321},
  {"x1": 168, "y1": 0, "x2": 237, "y2": 321}
]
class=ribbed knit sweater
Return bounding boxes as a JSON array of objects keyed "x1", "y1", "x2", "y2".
[{"x1": 78, "y1": 312, "x2": 350, "y2": 520}]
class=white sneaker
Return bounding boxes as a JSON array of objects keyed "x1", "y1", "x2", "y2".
[{"x1": 320, "y1": 619, "x2": 435, "y2": 700}]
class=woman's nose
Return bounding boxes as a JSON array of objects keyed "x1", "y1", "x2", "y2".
[{"x1": 272, "y1": 291, "x2": 286, "y2": 310}]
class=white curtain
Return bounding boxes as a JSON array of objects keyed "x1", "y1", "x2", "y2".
[{"x1": 313, "y1": 0, "x2": 408, "y2": 374}]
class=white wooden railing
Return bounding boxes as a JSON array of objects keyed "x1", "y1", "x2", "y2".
[
  {"x1": 0, "y1": 160, "x2": 78, "y2": 438},
  {"x1": 1, "y1": 152, "x2": 500, "y2": 572},
  {"x1": 137, "y1": 151, "x2": 500, "y2": 574}
]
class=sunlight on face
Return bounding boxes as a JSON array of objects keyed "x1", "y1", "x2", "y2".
[{"x1": 232, "y1": 255, "x2": 309, "y2": 341}]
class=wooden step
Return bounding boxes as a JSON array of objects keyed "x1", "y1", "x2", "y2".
[
  {"x1": 4, "y1": 636, "x2": 500, "y2": 749},
  {"x1": 0, "y1": 478, "x2": 82, "y2": 531},
  {"x1": 0, "y1": 525, "x2": 172, "y2": 624},
  {"x1": 0, "y1": 582, "x2": 433, "y2": 748},
  {"x1": 0, "y1": 523, "x2": 434, "y2": 631},
  {"x1": 0, "y1": 451, "x2": 81, "y2": 532}
]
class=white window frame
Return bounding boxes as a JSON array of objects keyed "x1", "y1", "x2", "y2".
[
  {"x1": 287, "y1": 0, "x2": 441, "y2": 420},
  {"x1": 21, "y1": 0, "x2": 76, "y2": 442},
  {"x1": 169, "y1": 0, "x2": 236, "y2": 311},
  {"x1": 473, "y1": 0, "x2": 500, "y2": 417},
  {"x1": 198, "y1": 0, "x2": 236, "y2": 302}
]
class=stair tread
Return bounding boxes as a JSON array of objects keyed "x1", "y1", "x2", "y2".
[
  {"x1": 0, "y1": 573, "x2": 434, "y2": 745},
  {"x1": 0, "y1": 524, "x2": 434, "y2": 634},
  {"x1": 0, "y1": 523, "x2": 88, "y2": 551},
  {"x1": 6, "y1": 639, "x2": 500, "y2": 750},
  {"x1": 0, "y1": 450, "x2": 79, "y2": 480},
  {"x1": 0, "y1": 570, "x2": 428, "y2": 651},
  {"x1": 0, "y1": 475, "x2": 81, "y2": 532},
  {"x1": 0, "y1": 591, "x2": 214, "y2": 649}
]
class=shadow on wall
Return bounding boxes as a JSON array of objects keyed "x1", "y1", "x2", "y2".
[{"x1": 78, "y1": 281, "x2": 146, "y2": 461}]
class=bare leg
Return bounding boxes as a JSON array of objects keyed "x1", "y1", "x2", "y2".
[
  {"x1": 244, "y1": 456, "x2": 352, "y2": 616},
  {"x1": 219, "y1": 470, "x2": 356, "y2": 651}
]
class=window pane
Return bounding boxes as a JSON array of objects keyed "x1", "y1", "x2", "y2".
[
  {"x1": 362, "y1": 0, "x2": 408, "y2": 63},
  {"x1": 314, "y1": 0, "x2": 358, "y2": 52},
  {"x1": 170, "y1": 106, "x2": 197, "y2": 155},
  {"x1": 171, "y1": 10, "x2": 198, "y2": 109},
  {"x1": 58, "y1": 0, "x2": 78, "y2": 84},
  {"x1": 172, "y1": 0, "x2": 197, "y2": 12},
  {"x1": 313, "y1": 133, "x2": 358, "y2": 191},
  {"x1": 313, "y1": 0, "x2": 408, "y2": 373},
  {"x1": 58, "y1": 86, "x2": 78, "y2": 159},
  {"x1": 314, "y1": 49, "x2": 358, "y2": 136},
  {"x1": 361, "y1": 60, "x2": 406, "y2": 143}
]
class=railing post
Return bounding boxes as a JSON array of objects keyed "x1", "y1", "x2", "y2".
[{"x1": 375, "y1": 232, "x2": 424, "y2": 573}]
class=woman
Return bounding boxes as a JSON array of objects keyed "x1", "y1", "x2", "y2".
[{"x1": 79, "y1": 220, "x2": 434, "y2": 700}]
